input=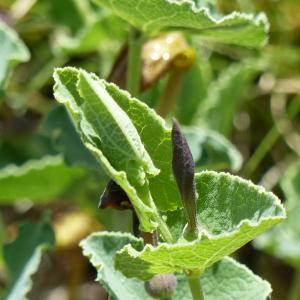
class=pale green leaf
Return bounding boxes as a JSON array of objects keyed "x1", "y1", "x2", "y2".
[
  {"x1": 81, "y1": 232, "x2": 272, "y2": 300},
  {"x1": 115, "y1": 171, "x2": 285, "y2": 280},
  {"x1": 176, "y1": 57, "x2": 211, "y2": 125},
  {"x1": 53, "y1": 15, "x2": 126, "y2": 56},
  {"x1": 0, "y1": 20, "x2": 30, "y2": 90},
  {"x1": 254, "y1": 160, "x2": 300, "y2": 267},
  {"x1": 184, "y1": 127, "x2": 243, "y2": 172},
  {"x1": 0, "y1": 156, "x2": 86, "y2": 203},
  {"x1": 104, "y1": 81, "x2": 181, "y2": 211},
  {"x1": 53, "y1": 67, "x2": 163, "y2": 232},
  {"x1": 194, "y1": 61, "x2": 262, "y2": 135},
  {"x1": 3, "y1": 217, "x2": 55, "y2": 300},
  {"x1": 53, "y1": 67, "x2": 181, "y2": 227},
  {"x1": 93, "y1": 0, "x2": 269, "y2": 48}
]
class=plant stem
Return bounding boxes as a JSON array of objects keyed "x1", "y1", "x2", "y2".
[
  {"x1": 126, "y1": 27, "x2": 143, "y2": 97},
  {"x1": 243, "y1": 95, "x2": 300, "y2": 176},
  {"x1": 187, "y1": 276, "x2": 204, "y2": 300},
  {"x1": 156, "y1": 70, "x2": 184, "y2": 118},
  {"x1": 288, "y1": 268, "x2": 300, "y2": 300},
  {"x1": 139, "y1": 184, "x2": 174, "y2": 244}
]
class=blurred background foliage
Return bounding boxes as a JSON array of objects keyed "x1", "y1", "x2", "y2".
[{"x1": 0, "y1": 0, "x2": 299, "y2": 299}]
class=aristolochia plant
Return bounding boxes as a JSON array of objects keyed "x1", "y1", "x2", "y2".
[
  {"x1": 52, "y1": 67, "x2": 285, "y2": 300},
  {"x1": 52, "y1": 1, "x2": 286, "y2": 299}
]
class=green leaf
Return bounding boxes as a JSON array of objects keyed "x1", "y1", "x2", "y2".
[
  {"x1": 195, "y1": 61, "x2": 262, "y2": 135},
  {"x1": 40, "y1": 106, "x2": 100, "y2": 171},
  {"x1": 176, "y1": 58, "x2": 211, "y2": 125},
  {"x1": 0, "y1": 156, "x2": 86, "y2": 203},
  {"x1": 53, "y1": 67, "x2": 163, "y2": 232},
  {"x1": 93, "y1": 0, "x2": 269, "y2": 48},
  {"x1": 81, "y1": 232, "x2": 272, "y2": 300},
  {"x1": 53, "y1": 67, "x2": 181, "y2": 230},
  {"x1": 3, "y1": 217, "x2": 55, "y2": 300},
  {"x1": 49, "y1": 0, "x2": 91, "y2": 32},
  {"x1": 53, "y1": 15, "x2": 126, "y2": 56},
  {"x1": 0, "y1": 20, "x2": 30, "y2": 90},
  {"x1": 115, "y1": 171, "x2": 285, "y2": 280},
  {"x1": 254, "y1": 160, "x2": 300, "y2": 267},
  {"x1": 184, "y1": 127, "x2": 243, "y2": 172},
  {"x1": 200, "y1": 257, "x2": 272, "y2": 300}
]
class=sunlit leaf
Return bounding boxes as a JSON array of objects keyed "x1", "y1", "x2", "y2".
[
  {"x1": 94, "y1": 0, "x2": 269, "y2": 48},
  {"x1": 81, "y1": 231, "x2": 272, "y2": 300},
  {"x1": 115, "y1": 171, "x2": 285, "y2": 279}
]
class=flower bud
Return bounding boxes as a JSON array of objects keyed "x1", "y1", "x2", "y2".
[
  {"x1": 98, "y1": 180, "x2": 132, "y2": 210},
  {"x1": 145, "y1": 273, "x2": 177, "y2": 299},
  {"x1": 171, "y1": 119, "x2": 199, "y2": 240}
]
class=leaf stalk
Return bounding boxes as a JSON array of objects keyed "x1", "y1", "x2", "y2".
[
  {"x1": 187, "y1": 276, "x2": 204, "y2": 300},
  {"x1": 126, "y1": 27, "x2": 143, "y2": 97}
]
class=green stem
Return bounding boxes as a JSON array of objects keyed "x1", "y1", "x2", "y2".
[
  {"x1": 126, "y1": 27, "x2": 143, "y2": 97},
  {"x1": 187, "y1": 276, "x2": 204, "y2": 300},
  {"x1": 288, "y1": 268, "x2": 300, "y2": 300},
  {"x1": 138, "y1": 184, "x2": 174, "y2": 244},
  {"x1": 243, "y1": 95, "x2": 300, "y2": 176},
  {"x1": 156, "y1": 70, "x2": 184, "y2": 118}
]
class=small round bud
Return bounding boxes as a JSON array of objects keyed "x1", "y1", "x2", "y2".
[{"x1": 144, "y1": 273, "x2": 177, "y2": 299}]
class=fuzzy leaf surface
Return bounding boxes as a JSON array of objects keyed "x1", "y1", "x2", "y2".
[
  {"x1": 53, "y1": 67, "x2": 181, "y2": 219},
  {"x1": 0, "y1": 156, "x2": 85, "y2": 203},
  {"x1": 254, "y1": 160, "x2": 300, "y2": 267},
  {"x1": 3, "y1": 217, "x2": 55, "y2": 300},
  {"x1": 115, "y1": 171, "x2": 285, "y2": 279},
  {"x1": 81, "y1": 231, "x2": 272, "y2": 300},
  {"x1": 94, "y1": 0, "x2": 268, "y2": 48},
  {"x1": 0, "y1": 20, "x2": 30, "y2": 90}
]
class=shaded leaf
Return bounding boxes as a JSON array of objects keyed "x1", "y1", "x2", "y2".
[
  {"x1": 194, "y1": 61, "x2": 262, "y2": 135},
  {"x1": 40, "y1": 106, "x2": 100, "y2": 171},
  {"x1": 254, "y1": 160, "x2": 300, "y2": 267},
  {"x1": 53, "y1": 15, "x2": 126, "y2": 56},
  {"x1": 0, "y1": 20, "x2": 30, "y2": 90},
  {"x1": 176, "y1": 58, "x2": 211, "y2": 125},
  {"x1": 184, "y1": 127, "x2": 243, "y2": 172},
  {"x1": 3, "y1": 217, "x2": 55, "y2": 300},
  {"x1": 0, "y1": 156, "x2": 86, "y2": 203}
]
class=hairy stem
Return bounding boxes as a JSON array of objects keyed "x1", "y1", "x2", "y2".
[
  {"x1": 126, "y1": 27, "x2": 143, "y2": 97},
  {"x1": 187, "y1": 276, "x2": 204, "y2": 300}
]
